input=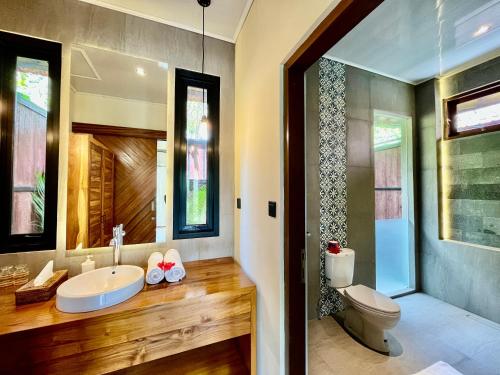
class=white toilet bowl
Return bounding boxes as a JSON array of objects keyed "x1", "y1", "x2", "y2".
[
  {"x1": 325, "y1": 249, "x2": 401, "y2": 353},
  {"x1": 341, "y1": 284, "x2": 400, "y2": 353}
]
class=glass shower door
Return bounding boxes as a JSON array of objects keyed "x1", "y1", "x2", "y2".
[{"x1": 374, "y1": 111, "x2": 415, "y2": 296}]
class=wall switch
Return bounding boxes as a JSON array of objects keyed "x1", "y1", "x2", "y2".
[
  {"x1": 268, "y1": 201, "x2": 276, "y2": 218},
  {"x1": 237, "y1": 198, "x2": 241, "y2": 209}
]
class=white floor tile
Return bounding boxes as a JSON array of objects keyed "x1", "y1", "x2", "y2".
[{"x1": 308, "y1": 293, "x2": 500, "y2": 375}]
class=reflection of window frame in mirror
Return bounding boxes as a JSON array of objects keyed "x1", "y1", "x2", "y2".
[
  {"x1": 173, "y1": 68, "x2": 220, "y2": 239},
  {"x1": 0, "y1": 31, "x2": 61, "y2": 253}
]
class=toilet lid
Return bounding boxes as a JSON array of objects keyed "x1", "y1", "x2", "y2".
[{"x1": 344, "y1": 285, "x2": 400, "y2": 314}]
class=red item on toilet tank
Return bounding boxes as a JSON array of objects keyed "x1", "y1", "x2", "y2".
[{"x1": 328, "y1": 240, "x2": 341, "y2": 254}]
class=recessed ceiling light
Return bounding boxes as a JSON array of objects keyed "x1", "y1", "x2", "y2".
[
  {"x1": 473, "y1": 24, "x2": 491, "y2": 37},
  {"x1": 136, "y1": 67, "x2": 146, "y2": 76}
]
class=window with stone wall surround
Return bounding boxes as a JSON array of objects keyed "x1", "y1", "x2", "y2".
[{"x1": 445, "y1": 82, "x2": 500, "y2": 139}]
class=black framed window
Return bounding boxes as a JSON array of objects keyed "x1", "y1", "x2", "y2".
[
  {"x1": 445, "y1": 82, "x2": 500, "y2": 139},
  {"x1": 173, "y1": 69, "x2": 219, "y2": 239},
  {"x1": 0, "y1": 31, "x2": 61, "y2": 253}
]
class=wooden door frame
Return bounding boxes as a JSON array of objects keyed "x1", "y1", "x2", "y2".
[
  {"x1": 283, "y1": 1, "x2": 384, "y2": 373},
  {"x1": 72, "y1": 122, "x2": 167, "y2": 140}
]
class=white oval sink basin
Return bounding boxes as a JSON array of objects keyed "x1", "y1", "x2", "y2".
[{"x1": 56, "y1": 265, "x2": 144, "y2": 313}]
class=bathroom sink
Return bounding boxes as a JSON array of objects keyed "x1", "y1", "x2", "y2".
[{"x1": 56, "y1": 265, "x2": 144, "y2": 313}]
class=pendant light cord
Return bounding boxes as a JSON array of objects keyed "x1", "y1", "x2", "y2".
[
  {"x1": 202, "y1": 6, "x2": 205, "y2": 75},
  {"x1": 202, "y1": 6, "x2": 206, "y2": 116}
]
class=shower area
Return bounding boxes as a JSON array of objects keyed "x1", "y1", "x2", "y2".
[{"x1": 306, "y1": 58, "x2": 417, "y2": 319}]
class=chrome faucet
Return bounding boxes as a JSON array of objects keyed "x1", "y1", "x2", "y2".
[{"x1": 111, "y1": 224, "x2": 126, "y2": 272}]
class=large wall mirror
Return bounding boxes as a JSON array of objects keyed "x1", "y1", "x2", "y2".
[{"x1": 67, "y1": 45, "x2": 168, "y2": 250}]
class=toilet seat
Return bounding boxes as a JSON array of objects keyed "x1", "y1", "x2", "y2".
[
  {"x1": 344, "y1": 285, "x2": 400, "y2": 315},
  {"x1": 348, "y1": 298, "x2": 400, "y2": 318}
]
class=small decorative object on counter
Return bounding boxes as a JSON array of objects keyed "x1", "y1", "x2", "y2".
[
  {"x1": 0, "y1": 264, "x2": 29, "y2": 288},
  {"x1": 13, "y1": 264, "x2": 29, "y2": 286},
  {"x1": 81, "y1": 255, "x2": 95, "y2": 273},
  {"x1": 15, "y1": 269, "x2": 69, "y2": 305},
  {"x1": 328, "y1": 240, "x2": 341, "y2": 254},
  {"x1": 0, "y1": 265, "x2": 14, "y2": 288},
  {"x1": 164, "y1": 262, "x2": 176, "y2": 271}
]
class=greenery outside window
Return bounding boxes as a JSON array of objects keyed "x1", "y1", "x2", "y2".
[{"x1": 173, "y1": 69, "x2": 219, "y2": 239}]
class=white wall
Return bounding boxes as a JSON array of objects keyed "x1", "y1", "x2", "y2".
[
  {"x1": 234, "y1": 0, "x2": 339, "y2": 373},
  {"x1": 72, "y1": 92, "x2": 167, "y2": 131}
]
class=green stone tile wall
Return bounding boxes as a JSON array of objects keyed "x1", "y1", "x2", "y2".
[
  {"x1": 417, "y1": 55, "x2": 500, "y2": 325},
  {"x1": 443, "y1": 122, "x2": 500, "y2": 248}
]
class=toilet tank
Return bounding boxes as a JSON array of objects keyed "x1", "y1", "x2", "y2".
[{"x1": 325, "y1": 248, "x2": 355, "y2": 288}]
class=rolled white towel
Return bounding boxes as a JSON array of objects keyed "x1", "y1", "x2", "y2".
[
  {"x1": 146, "y1": 252, "x2": 165, "y2": 284},
  {"x1": 164, "y1": 249, "x2": 186, "y2": 282}
]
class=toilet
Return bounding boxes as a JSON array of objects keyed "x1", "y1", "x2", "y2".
[{"x1": 325, "y1": 248, "x2": 400, "y2": 353}]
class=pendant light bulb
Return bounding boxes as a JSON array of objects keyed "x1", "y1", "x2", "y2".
[{"x1": 200, "y1": 114, "x2": 209, "y2": 126}]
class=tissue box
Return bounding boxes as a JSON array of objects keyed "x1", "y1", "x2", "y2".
[{"x1": 15, "y1": 270, "x2": 68, "y2": 306}]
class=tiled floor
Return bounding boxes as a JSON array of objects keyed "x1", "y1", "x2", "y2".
[{"x1": 308, "y1": 293, "x2": 500, "y2": 375}]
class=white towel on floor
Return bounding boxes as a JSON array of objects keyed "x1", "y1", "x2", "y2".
[
  {"x1": 413, "y1": 361, "x2": 463, "y2": 375},
  {"x1": 164, "y1": 249, "x2": 186, "y2": 282},
  {"x1": 146, "y1": 252, "x2": 165, "y2": 284}
]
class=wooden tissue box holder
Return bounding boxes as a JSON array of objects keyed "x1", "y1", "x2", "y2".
[{"x1": 15, "y1": 270, "x2": 68, "y2": 306}]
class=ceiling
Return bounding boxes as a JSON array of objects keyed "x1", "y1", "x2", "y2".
[
  {"x1": 71, "y1": 45, "x2": 168, "y2": 103},
  {"x1": 325, "y1": 0, "x2": 500, "y2": 84},
  {"x1": 78, "y1": 0, "x2": 253, "y2": 43}
]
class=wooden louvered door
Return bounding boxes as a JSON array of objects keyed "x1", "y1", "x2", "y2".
[
  {"x1": 88, "y1": 142, "x2": 103, "y2": 248},
  {"x1": 88, "y1": 140, "x2": 114, "y2": 248},
  {"x1": 101, "y1": 148, "x2": 114, "y2": 246},
  {"x1": 94, "y1": 135, "x2": 157, "y2": 245}
]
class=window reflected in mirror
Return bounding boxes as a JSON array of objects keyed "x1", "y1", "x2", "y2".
[{"x1": 66, "y1": 45, "x2": 168, "y2": 250}]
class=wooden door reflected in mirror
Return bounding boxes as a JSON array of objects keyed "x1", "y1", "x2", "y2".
[{"x1": 66, "y1": 45, "x2": 167, "y2": 250}]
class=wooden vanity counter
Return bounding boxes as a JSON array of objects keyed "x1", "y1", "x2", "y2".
[{"x1": 0, "y1": 257, "x2": 256, "y2": 374}]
